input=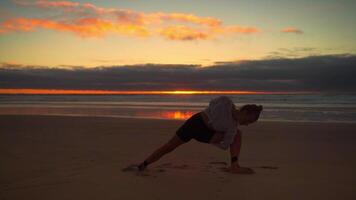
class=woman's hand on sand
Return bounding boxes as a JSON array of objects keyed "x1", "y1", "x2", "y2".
[{"x1": 228, "y1": 165, "x2": 255, "y2": 174}]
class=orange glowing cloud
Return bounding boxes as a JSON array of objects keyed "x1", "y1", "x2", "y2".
[
  {"x1": 211, "y1": 25, "x2": 260, "y2": 35},
  {"x1": 281, "y1": 27, "x2": 303, "y2": 34},
  {"x1": 15, "y1": 1, "x2": 222, "y2": 27},
  {"x1": 13, "y1": 0, "x2": 80, "y2": 8},
  {"x1": 0, "y1": 17, "x2": 149, "y2": 38},
  {"x1": 150, "y1": 12, "x2": 222, "y2": 27},
  {"x1": 2, "y1": 0, "x2": 260, "y2": 40},
  {"x1": 36, "y1": 0, "x2": 80, "y2": 8},
  {"x1": 159, "y1": 24, "x2": 260, "y2": 41},
  {"x1": 159, "y1": 26, "x2": 210, "y2": 41}
]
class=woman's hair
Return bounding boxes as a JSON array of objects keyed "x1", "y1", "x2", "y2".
[{"x1": 239, "y1": 104, "x2": 263, "y2": 122}]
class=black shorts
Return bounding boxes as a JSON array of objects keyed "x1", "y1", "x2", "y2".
[{"x1": 176, "y1": 112, "x2": 215, "y2": 143}]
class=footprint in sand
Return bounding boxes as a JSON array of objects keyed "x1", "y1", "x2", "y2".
[
  {"x1": 156, "y1": 162, "x2": 190, "y2": 170},
  {"x1": 121, "y1": 164, "x2": 138, "y2": 172},
  {"x1": 209, "y1": 161, "x2": 278, "y2": 170},
  {"x1": 171, "y1": 164, "x2": 189, "y2": 170},
  {"x1": 208, "y1": 161, "x2": 228, "y2": 172},
  {"x1": 156, "y1": 162, "x2": 173, "y2": 168},
  {"x1": 209, "y1": 161, "x2": 228, "y2": 165},
  {"x1": 121, "y1": 164, "x2": 150, "y2": 177},
  {"x1": 208, "y1": 161, "x2": 279, "y2": 174},
  {"x1": 258, "y1": 166, "x2": 278, "y2": 170},
  {"x1": 121, "y1": 164, "x2": 166, "y2": 177}
]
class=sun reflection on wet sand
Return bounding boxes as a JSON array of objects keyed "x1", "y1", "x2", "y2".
[
  {"x1": 160, "y1": 111, "x2": 195, "y2": 120},
  {"x1": 136, "y1": 110, "x2": 195, "y2": 120}
]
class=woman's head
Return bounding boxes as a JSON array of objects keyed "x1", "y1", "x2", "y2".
[{"x1": 236, "y1": 104, "x2": 263, "y2": 125}]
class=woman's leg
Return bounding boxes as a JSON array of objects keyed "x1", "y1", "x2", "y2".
[{"x1": 138, "y1": 134, "x2": 186, "y2": 170}]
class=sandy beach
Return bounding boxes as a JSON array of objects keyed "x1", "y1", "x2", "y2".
[{"x1": 0, "y1": 115, "x2": 355, "y2": 200}]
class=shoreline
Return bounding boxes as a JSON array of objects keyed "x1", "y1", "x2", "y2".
[{"x1": 1, "y1": 113, "x2": 356, "y2": 124}]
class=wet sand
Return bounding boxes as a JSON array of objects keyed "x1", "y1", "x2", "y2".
[{"x1": 1, "y1": 115, "x2": 355, "y2": 200}]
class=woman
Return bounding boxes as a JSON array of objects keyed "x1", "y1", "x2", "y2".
[{"x1": 137, "y1": 96, "x2": 263, "y2": 174}]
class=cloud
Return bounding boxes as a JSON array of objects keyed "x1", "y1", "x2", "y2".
[
  {"x1": 1, "y1": 0, "x2": 259, "y2": 40},
  {"x1": 1, "y1": 54, "x2": 355, "y2": 93},
  {"x1": 158, "y1": 24, "x2": 260, "y2": 41},
  {"x1": 148, "y1": 12, "x2": 222, "y2": 27},
  {"x1": 33, "y1": 0, "x2": 80, "y2": 8},
  {"x1": 266, "y1": 47, "x2": 317, "y2": 58},
  {"x1": 212, "y1": 25, "x2": 260, "y2": 34},
  {"x1": 13, "y1": 0, "x2": 77, "y2": 7},
  {"x1": 0, "y1": 17, "x2": 149, "y2": 37},
  {"x1": 13, "y1": 1, "x2": 222, "y2": 27},
  {"x1": 159, "y1": 25, "x2": 210, "y2": 41},
  {"x1": 281, "y1": 27, "x2": 303, "y2": 34}
]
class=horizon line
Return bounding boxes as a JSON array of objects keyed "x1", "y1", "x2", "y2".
[{"x1": 0, "y1": 89, "x2": 317, "y2": 95}]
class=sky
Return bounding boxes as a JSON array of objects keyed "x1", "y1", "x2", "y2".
[{"x1": 0, "y1": 0, "x2": 356, "y2": 93}]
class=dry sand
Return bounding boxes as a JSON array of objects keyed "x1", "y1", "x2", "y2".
[{"x1": 0, "y1": 115, "x2": 355, "y2": 200}]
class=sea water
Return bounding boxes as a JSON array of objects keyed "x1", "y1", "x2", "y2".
[{"x1": 0, "y1": 94, "x2": 356, "y2": 123}]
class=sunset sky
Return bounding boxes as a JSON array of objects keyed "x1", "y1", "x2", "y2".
[{"x1": 0, "y1": 0, "x2": 356, "y2": 93}]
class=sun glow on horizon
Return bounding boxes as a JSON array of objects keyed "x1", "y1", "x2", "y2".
[{"x1": 0, "y1": 88, "x2": 316, "y2": 95}]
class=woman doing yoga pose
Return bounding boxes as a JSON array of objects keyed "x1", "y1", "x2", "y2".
[{"x1": 137, "y1": 96, "x2": 263, "y2": 174}]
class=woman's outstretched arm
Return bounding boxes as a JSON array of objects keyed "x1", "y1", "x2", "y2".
[
  {"x1": 230, "y1": 129, "x2": 242, "y2": 167},
  {"x1": 228, "y1": 129, "x2": 254, "y2": 174}
]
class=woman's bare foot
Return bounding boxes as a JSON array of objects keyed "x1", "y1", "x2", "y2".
[{"x1": 137, "y1": 161, "x2": 148, "y2": 171}]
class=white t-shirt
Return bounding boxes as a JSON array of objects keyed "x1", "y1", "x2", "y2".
[{"x1": 203, "y1": 96, "x2": 238, "y2": 150}]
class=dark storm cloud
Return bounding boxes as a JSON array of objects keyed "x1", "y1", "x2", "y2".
[{"x1": 1, "y1": 54, "x2": 356, "y2": 93}]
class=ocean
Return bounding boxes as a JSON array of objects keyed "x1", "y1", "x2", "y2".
[{"x1": 0, "y1": 94, "x2": 356, "y2": 123}]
